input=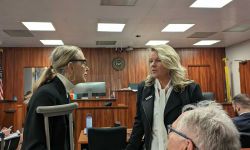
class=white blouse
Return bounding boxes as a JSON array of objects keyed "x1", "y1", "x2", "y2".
[{"x1": 151, "y1": 79, "x2": 173, "y2": 150}]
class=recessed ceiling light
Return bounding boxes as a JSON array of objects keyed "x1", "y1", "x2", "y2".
[
  {"x1": 162, "y1": 24, "x2": 195, "y2": 32},
  {"x1": 97, "y1": 23, "x2": 125, "y2": 32},
  {"x1": 40, "y1": 40, "x2": 64, "y2": 45},
  {"x1": 22, "y1": 22, "x2": 55, "y2": 31},
  {"x1": 145, "y1": 40, "x2": 169, "y2": 46},
  {"x1": 193, "y1": 40, "x2": 220, "y2": 45},
  {"x1": 190, "y1": 0, "x2": 233, "y2": 8}
]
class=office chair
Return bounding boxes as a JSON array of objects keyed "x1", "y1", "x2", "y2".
[
  {"x1": 36, "y1": 102, "x2": 78, "y2": 150},
  {"x1": 240, "y1": 132, "x2": 250, "y2": 148},
  {"x1": 88, "y1": 127, "x2": 127, "y2": 150},
  {"x1": 202, "y1": 92, "x2": 215, "y2": 100},
  {"x1": 128, "y1": 83, "x2": 138, "y2": 90}
]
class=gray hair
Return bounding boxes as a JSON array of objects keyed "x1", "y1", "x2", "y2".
[
  {"x1": 145, "y1": 45, "x2": 192, "y2": 91},
  {"x1": 182, "y1": 100, "x2": 221, "y2": 113},
  {"x1": 32, "y1": 45, "x2": 82, "y2": 93},
  {"x1": 232, "y1": 93, "x2": 250, "y2": 109},
  {"x1": 177, "y1": 104, "x2": 240, "y2": 150}
]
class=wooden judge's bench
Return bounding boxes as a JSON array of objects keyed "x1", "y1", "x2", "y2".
[
  {"x1": 0, "y1": 90, "x2": 236, "y2": 150},
  {"x1": 72, "y1": 90, "x2": 137, "y2": 150}
]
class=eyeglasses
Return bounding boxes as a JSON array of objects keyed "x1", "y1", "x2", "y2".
[
  {"x1": 70, "y1": 59, "x2": 88, "y2": 66},
  {"x1": 167, "y1": 124, "x2": 198, "y2": 149}
]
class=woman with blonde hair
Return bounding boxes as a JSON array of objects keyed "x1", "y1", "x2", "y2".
[
  {"x1": 126, "y1": 45, "x2": 203, "y2": 150},
  {"x1": 22, "y1": 45, "x2": 89, "y2": 150}
]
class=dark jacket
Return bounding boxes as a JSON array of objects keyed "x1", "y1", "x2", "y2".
[
  {"x1": 126, "y1": 81, "x2": 203, "y2": 150},
  {"x1": 233, "y1": 112, "x2": 250, "y2": 133},
  {"x1": 22, "y1": 77, "x2": 70, "y2": 150}
]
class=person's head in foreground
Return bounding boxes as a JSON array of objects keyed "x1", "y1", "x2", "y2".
[{"x1": 167, "y1": 103, "x2": 240, "y2": 150}]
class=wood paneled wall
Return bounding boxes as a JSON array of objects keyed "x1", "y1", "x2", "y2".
[
  {"x1": 2, "y1": 47, "x2": 226, "y2": 102},
  {"x1": 2, "y1": 48, "x2": 52, "y2": 101},
  {"x1": 2, "y1": 48, "x2": 149, "y2": 103},
  {"x1": 178, "y1": 48, "x2": 226, "y2": 101}
]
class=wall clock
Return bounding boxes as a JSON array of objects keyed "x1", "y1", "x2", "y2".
[{"x1": 112, "y1": 57, "x2": 125, "y2": 71}]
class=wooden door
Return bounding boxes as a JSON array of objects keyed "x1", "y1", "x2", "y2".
[
  {"x1": 239, "y1": 60, "x2": 250, "y2": 95},
  {"x1": 188, "y1": 65, "x2": 213, "y2": 95}
]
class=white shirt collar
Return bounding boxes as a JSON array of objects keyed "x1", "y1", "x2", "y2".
[
  {"x1": 56, "y1": 73, "x2": 75, "y2": 93},
  {"x1": 155, "y1": 79, "x2": 172, "y2": 90}
]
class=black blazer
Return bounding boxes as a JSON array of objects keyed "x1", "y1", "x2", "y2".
[
  {"x1": 126, "y1": 81, "x2": 203, "y2": 150},
  {"x1": 233, "y1": 112, "x2": 250, "y2": 133},
  {"x1": 22, "y1": 77, "x2": 70, "y2": 150}
]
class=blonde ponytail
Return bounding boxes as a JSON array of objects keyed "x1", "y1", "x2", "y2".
[{"x1": 32, "y1": 66, "x2": 55, "y2": 93}]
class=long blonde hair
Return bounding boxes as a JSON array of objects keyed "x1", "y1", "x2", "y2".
[
  {"x1": 32, "y1": 45, "x2": 82, "y2": 93},
  {"x1": 145, "y1": 45, "x2": 192, "y2": 91}
]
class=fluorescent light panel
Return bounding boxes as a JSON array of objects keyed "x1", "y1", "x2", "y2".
[
  {"x1": 193, "y1": 40, "x2": 220, "y2": 45},
  {"x1": 190, "y1": 0, "x2": 233, "y2": 8},
  {"x1": 145, "y1": 40, "x2": 169, "y2": 46},
  {"x1": 97, "y1": 23, "x2": 125, "y2": 32},
  {"x1": 40, "y1": 40, "x2": 64, "y2": 45},
  {"x1": 22, "y1": 22, "x2": 55, "y2": 31},
  {"x1": 162, "y1": 24, "x2": 195, "y2": 32}
]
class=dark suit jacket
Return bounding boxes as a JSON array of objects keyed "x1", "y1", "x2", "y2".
[
  {"x1": 126, "y1": 81, "x2": 203, "y2": 150},
  {"x1": 233, "y1": 112, "x2": 250, "y2": 133},
  {"x1": 22, "y1": 77, "x2": 70, "y2": 150}
]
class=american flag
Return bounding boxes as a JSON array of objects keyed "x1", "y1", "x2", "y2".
[
  {"x1": 0, "y1": 79, "x2": 3, "y2": 100},
  {"x1": 0, "y1": 65, "x2": 3, "y2": 100}
]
